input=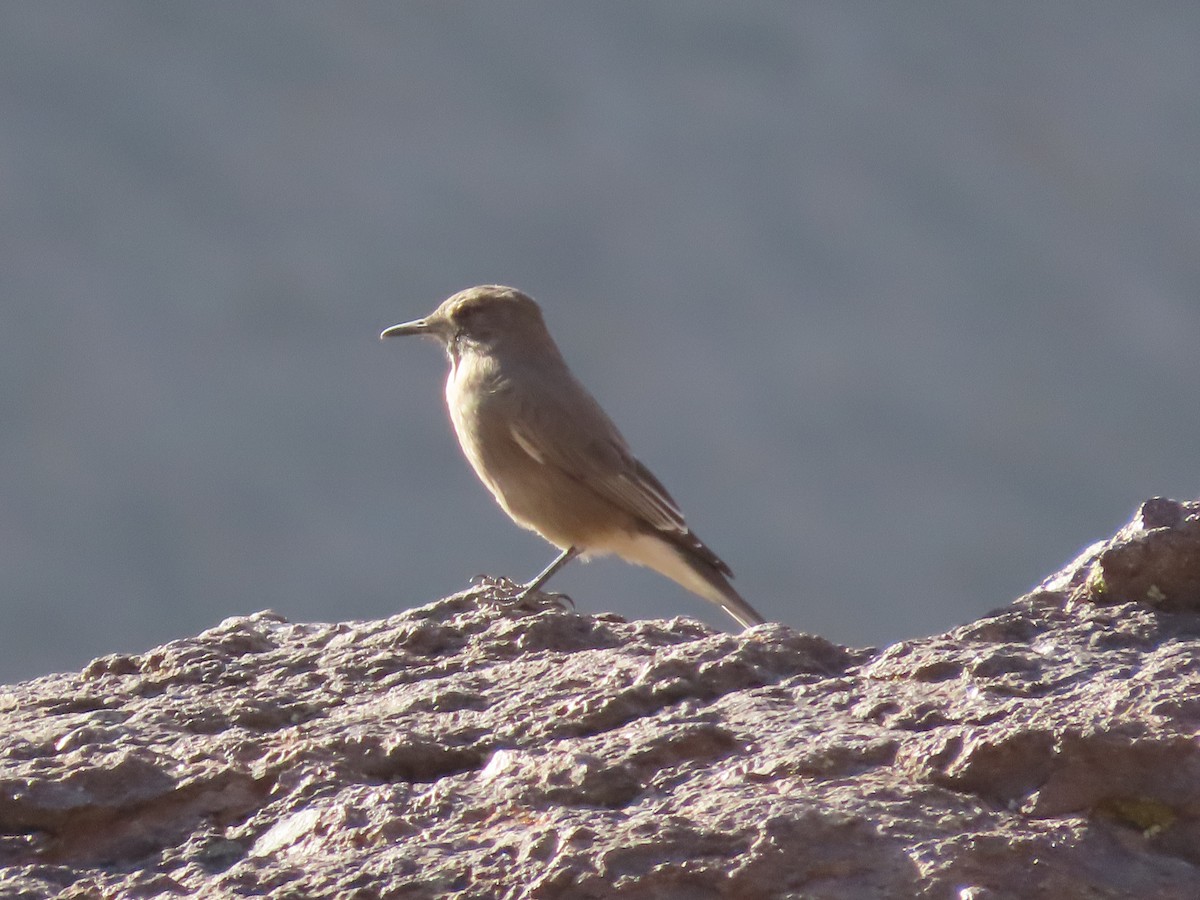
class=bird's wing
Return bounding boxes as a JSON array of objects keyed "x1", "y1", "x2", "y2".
[{"x1": 505, "y1": 380, "x2": 688, "y2": 536}]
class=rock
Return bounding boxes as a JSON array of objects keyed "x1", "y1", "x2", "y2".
[
  {"x1": 2, "y1": 500, "x2": 1200, "y2": 898},
  {"x1": 1079, "y1": 497, "x2": 1200, "y2": 613}
]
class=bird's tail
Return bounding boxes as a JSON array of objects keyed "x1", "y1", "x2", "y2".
[
  {"x1": 686, "y1": 561, "x2": 766, "y2": 629},
  {"x1": 611, "y1": 531, "x2": 767, "y2": 629}
]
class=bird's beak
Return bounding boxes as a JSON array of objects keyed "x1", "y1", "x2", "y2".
[{"x1": 379, "y1": 317, "x2": 432, "y2": 340}]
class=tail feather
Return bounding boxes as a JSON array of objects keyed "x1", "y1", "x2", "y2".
[
  {"x1": 700, "y1": 574, "x2": 766, "y2": 629},
  {"x1": 605, "y1": 530, "x2": 767, "y2": 629}
]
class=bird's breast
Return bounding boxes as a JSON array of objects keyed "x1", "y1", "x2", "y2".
[
  {"x1": 444, "y1": 354, "x2": 523, "y2": 486},
  {"x1": 442, "y1": 349, "x2": 649, "y2": 549}
]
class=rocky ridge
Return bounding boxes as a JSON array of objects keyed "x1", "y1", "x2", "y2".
[{"x1": 2, "y1": 498, "x2": 1199, "y2": 898}]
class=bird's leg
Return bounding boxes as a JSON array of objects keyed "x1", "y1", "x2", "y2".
[
  {"x1": 471, "y1": 546, "x2": 580, "y2": 612},
  {"x1": 514, "y1": 545, "x2": 580, "y2": 604}
]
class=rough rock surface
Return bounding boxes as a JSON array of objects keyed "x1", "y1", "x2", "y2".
[{"x1": 3, "y1": 498, "x2": 1200, "y2": 899}]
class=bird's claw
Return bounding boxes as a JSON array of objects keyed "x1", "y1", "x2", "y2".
[
  {"x1": 470, "y1": 574, "x2": 522, "y2": 598},
  {"x1": 530, "y1": 590, "x2": 575, "y2": 612},
  {"x1": 469, "y1": 574, "x2": 574, "y2": 612}
]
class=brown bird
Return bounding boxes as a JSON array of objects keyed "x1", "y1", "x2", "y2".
[{"x1": 380, "y1": 285, "x2": 765, "y2": 629}]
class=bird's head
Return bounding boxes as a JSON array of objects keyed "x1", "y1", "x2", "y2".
[{"x1": 380, "y1": 285, "x2": 551, "y2": 354}]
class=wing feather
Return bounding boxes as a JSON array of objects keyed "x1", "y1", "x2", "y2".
[{"x1": 505, "y1": 378, "x2": 688, "y2": 536}]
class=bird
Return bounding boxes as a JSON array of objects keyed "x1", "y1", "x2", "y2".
[{"x1": 380, "y1": 285, "x2": 765, "y2": 629}]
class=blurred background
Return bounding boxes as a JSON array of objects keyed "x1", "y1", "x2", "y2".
[{"x1": 3, "y1": 3, "x2": 1198, "y2": 682}]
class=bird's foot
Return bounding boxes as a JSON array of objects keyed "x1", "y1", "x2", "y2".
[{"x1": 469, "y1": 574, "x2": 574, "y2": 612}]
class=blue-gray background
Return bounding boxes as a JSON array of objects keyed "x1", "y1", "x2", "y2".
[{"x1": 4, "y1": 3, "x2": 1198, "y2": 683}]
